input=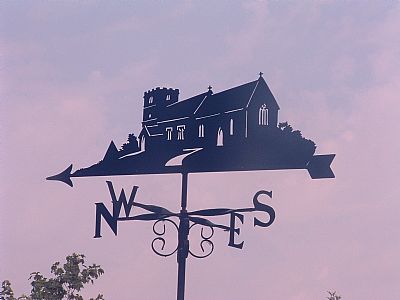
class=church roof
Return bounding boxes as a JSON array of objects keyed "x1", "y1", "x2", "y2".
[
  {"x1": 159, "y1": 92, "x2": 209, "y2": 121},
  {"x1": 194, "y1": 77, "x2": 279, "y2": 118},
  {"x1": 143, "y1": 125, "x2": 163, "y2": 136}
]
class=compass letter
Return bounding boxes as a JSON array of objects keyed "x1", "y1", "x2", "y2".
[
  {"x1": 94, "y1": 181, "x2": 138, "y2": 238},
  {"x1": 253, "y1": 190, "x2": 275, "y2": 227},
  {"x1": 228, "y1": 213, "x2": 244, "y2": 249}
]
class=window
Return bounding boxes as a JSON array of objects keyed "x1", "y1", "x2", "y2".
[
  {"x1": 149, "y1": 113, "x2": 152, "y2": 119},
  {"x1": 198, "y1": 124, "x2": 204, "y2": 137},
  {"x1": 259, "y1": 104, "x2": 268, "y2": 126},
  {"x1": 230, "y1": 119, "x2": 234, "y2": 135},
  {"x1": 177, "y1": 125, "x2": 185, "y2": 140},
  {"x1": 141, "y1": 136, "x2": 146, "y2": 151},
  {"x1": 217, "y1": 127, "x2": 223, "y2": 146},
  {"x1": 166, "y1": 127, "x2": 173, "y2": 140},
  {"x1": 166, "y1": 94, "x2": 171, "y2": 101},
  {"x1": 149, "y1": 96, "x2": 153, "y2": 104}
]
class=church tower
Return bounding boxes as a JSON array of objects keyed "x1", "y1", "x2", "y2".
[{"x1": 142, "y1": 87, "x2": 179, "y2": 125}]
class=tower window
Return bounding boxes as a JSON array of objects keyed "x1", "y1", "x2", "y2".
[
  {"x1": 177, "y1": 125, "x2": 185, "y2": 140},
  {"x1": 198, "y1": 124, "x2": 204, "y2": 137},
  {"x1": 166, "y1": 94, "x2": 171, "y2": 101},
  {"x1": 259, "y1": 104, "x2": 268, "y2": 126},
  {"x1": 230, "y1": 119, "x2": 234, "y2": 135},
  {"x1": 149, "y1": 96, "x2": 153, "y2": 104},
  {"x1": 149, "y1": 113, "x2": 152, "y2": 119},
  {"x1": 166, "y1": 127, "x2": 173, "y2": 140}
]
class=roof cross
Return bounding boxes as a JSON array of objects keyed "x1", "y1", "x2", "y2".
[
  {"x1": 259, "y1": 72, "x2": 263, "y2": 77},
  {"x1": 208, "y1": 85, "x2": 212, "y2": 91}
]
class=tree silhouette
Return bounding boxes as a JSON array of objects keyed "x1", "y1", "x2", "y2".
[
  {"x1": 327, "y1": 291, "x2": 342, "y2": 300},
  {"x1": 276, "y1": 121, "x2": 316, "y2": 159},
  {"x1": 278, "y1": 121, "x2": 293, "y2": 133},
  {"x1": 1, "y1": 253, "x2": 104, "y2": 300},
  {"x1": 120, "y1": 133, "x2": 139, "y2": 155}
]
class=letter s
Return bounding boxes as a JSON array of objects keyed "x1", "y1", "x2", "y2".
[{"x1": 253, "y1": 190, "x2": 275, "y2": 228}]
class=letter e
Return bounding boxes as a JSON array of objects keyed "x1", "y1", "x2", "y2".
[{"x1": 228, "y1": 212, "x2": 244, "y2": 249}]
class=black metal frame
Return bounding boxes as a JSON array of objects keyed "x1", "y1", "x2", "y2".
[
  {"x1": 114, "y1": 172, "x2": 270, "y2": 300},
  {"x1": 92, "y1": 172, "x2": 275, "y2": 300}
]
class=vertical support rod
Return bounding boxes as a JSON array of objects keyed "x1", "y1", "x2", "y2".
[
  {"x1": 177, "y1": 172, "x2": 189, "y2": 300},
  {"x1": 180, "y1": 172, "x2": 188, "y2": 210}
]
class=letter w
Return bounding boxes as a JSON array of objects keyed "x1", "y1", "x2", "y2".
[
  {"x1": 107, "y1": 181, "x2": 138, "y2": 218},
  {"x1": 94, "y1": 181, "x2": 138, "y2": 238}
]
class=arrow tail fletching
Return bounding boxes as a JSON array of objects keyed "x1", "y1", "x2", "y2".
[{"x1": 307, "y1": 154, "x2": 335, "y2": 179}]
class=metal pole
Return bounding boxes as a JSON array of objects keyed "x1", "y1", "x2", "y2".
[{"x1": 177, "y1": 172, "x2": 189, "y2": 300}]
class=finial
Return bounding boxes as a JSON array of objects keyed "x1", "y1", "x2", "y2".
[
  {"x1": 208, "y1": 85, "x2": 212, "y2": 91},
  {"x1": 259, "y1": 72, "x2": 263, "y2": 78}
]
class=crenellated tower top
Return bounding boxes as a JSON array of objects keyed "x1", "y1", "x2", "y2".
[{"x1": 142, "y1": 87, "x2": 179, "y2": 123}]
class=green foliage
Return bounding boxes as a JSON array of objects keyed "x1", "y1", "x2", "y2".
[
  {"x1": 327, "y1": 291, "x2": 341, "y2": 300},
  {"x1": 1, "y1": 254, "x2": 104, "y2": 300},
  {"x1": 1, "y1": 280, "x2": 15, "y2": 300}
]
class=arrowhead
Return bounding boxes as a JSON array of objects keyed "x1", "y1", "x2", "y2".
[
  {"x1": 46, "y1": 164, "x2": 74, "y2": 187},
  {"x1": 307, "y1": 154, "x2": 335, "y2": 179}
]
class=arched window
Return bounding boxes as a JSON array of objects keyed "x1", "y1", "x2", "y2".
[
  {"x1": 166, "y1": 127, "x2": 173, "y2": 141},
  {"x1": 149, "y1": 96, "x2": 153, "y2": 104},
  {"x1": 166, "y1": 94, "x2": 171, "y2": 101},
  {"x1": 217, "y1": 127, "x2": 224, "y2": 146},
  {"x1": 177, "y1": 125, "x2": 185, "y2": 140},
  {"x1": 141, "y1": 136, "x2": 146, "y2": 151},
  {"x1": 259, "y1": 104, "x2": 268, "y2": 126},
  {"x1": 198, "y1": 124, "x2": 204, "y2": 137},
  {"x1": 230, "y1": 119, "x2": 234, "y2": 135}
]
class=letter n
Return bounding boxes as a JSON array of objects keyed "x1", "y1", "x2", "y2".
[{"x1": 94, "y1": 203, "x2": 117, "y2": 238}]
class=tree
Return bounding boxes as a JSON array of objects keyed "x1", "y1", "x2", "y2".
[
  {"x1": 277, "y1": 121, "x2": 316, "y2": 158},
  {"x1": 120, "y1": 133, "x2": 139, "y2": 155},
  {"x1": 1, "y1": 280, "x2": 16, "y2": 300},
  {"x1": 1, "y1": 253, "x2": 104, "y2": 300},
  {"x1": 327, "y1": 291, "x2": 342, "y2": 300},
  {"x1": 278, "y1": 121, "x2": 293, "y2": 133}
]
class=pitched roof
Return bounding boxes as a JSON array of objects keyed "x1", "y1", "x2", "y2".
[
  {"x1": 194, "y1": 80, "x2": 257, "y2": 117},
  {"x1": 194, "y1": 77, "x2": 279, "y2": 118},
  {"x1": 158, "y1": 92, "x2": 209, "y2": 121},
  {"x1": 252, "y1": 77, "x2": 280, "y2": 110},
  {"x1": 143, "y1": 125, "x2": 163, "y2": 136}
]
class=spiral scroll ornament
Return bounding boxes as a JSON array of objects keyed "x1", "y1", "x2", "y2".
[
  {"x1": 188, "y1": 224, "x2": 215, "y2": 259},
  {"x1": 151, "y1": 219, "x2": 179, "y2": 257}
]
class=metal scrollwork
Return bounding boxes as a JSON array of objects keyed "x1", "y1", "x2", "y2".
[
  {"x1": 188, "y1": 224, "x2": 215, "y2": 259},
  {"x1": 151, "y1": 219, "x2": 179, "y2": 257}
]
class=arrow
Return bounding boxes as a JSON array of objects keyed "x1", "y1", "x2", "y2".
[
  {"x1": 47, "y1": 154, "x2": 336, "y2": 187},
  {"x1": 46, "y1": 164, "x2": 74, "y2": 187}
]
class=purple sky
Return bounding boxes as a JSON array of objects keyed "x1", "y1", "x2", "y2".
[{"x1": 1, "y1": 1, "x2": 400, "y2": 299}]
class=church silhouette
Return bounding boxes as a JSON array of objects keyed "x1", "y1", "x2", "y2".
[
  {"x1": 137, "y1": 73, "x2": 279, "y2": 152},
  {"x1": 47, "y1": 73, "x2": 335, "y2": 186}
]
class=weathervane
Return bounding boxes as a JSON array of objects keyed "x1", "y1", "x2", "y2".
[{"x1": 48, "y1": 73, "x2": 335, "y2": 300}]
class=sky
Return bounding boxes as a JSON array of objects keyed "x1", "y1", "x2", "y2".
[{"x1": 1, "y1": 1, "x2": 400, "y2": 299}]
